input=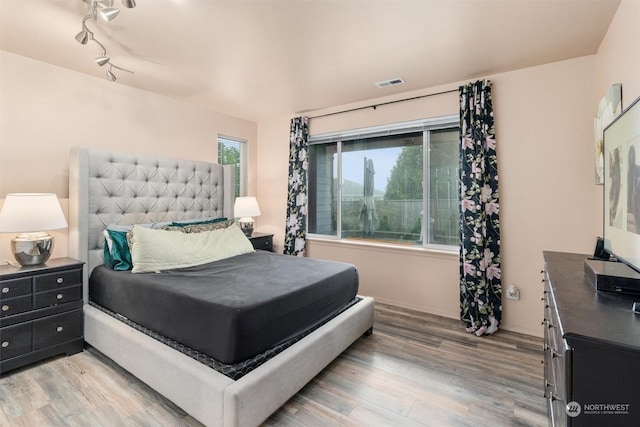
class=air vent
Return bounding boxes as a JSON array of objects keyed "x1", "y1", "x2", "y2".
[{"x1": 375, "y1": 77, "x2": 405, "y2": 88}]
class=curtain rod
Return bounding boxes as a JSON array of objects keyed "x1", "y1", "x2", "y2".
[{"x1": 306, "y1": 88, "x2": 458, "y2": 119}]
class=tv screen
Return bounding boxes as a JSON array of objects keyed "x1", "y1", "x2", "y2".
[{"x1": 603, "y1": 95, "x2": 640, "y2": 272}]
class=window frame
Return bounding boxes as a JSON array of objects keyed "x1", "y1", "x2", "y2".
[
  {"x1": 217, "y1": 135, "x2": 248, "y2": 198},
  {"x1": 307, "y1": 115, "x2": 459, "y2": 252}
]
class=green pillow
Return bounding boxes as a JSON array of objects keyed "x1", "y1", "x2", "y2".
[
  {"x1": 163, "y1": 219, "x2": 235, "y2": 234},
  {"x1": 103, "y1": 229, "x2": 133, "y2": 271},
  {"x1": 170, "y1": 217, "x2": 227, "y2": 226},
  {"x1": 130, "y1": 223, "x2": 254, "y2": 273}
]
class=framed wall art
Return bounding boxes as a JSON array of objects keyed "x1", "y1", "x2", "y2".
[{"x1": 594, "y1": 83, "x2": 622, "y2": 184}]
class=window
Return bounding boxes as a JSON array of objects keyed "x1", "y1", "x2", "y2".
[
  {"x1": 308, "y1": 116, "x2": 459, "y2": 249},
  {"x1": 217, "y1": 135, "x2": 248, "y2": 198}
]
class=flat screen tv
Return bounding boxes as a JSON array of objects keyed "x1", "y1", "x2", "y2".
[{"x1": 603, "y1": 95, "x2": 640, "y2": 273}]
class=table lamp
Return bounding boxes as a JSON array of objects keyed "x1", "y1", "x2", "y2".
[
  {"x1": 234, "y1": 196, "x2": 261, "y2": 237},
  {"x1": 0, "y1": 193, "x2": 68, "y2": 266}
]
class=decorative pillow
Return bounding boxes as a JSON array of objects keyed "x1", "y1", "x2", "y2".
[
  {"x1": 170, "y1": 217, "x2": 227, "y2": 226},
  {"x1": 102, "y1": 222, "x2": 172, "y2": 270},
  {"x1": 102, "y1": 229, "x2": 133, "y2": 271},
  {"x1": 162, "y1": 219, "x2": 236, "y2": 234},
  {"x1": 130, "y1": 223, "x2": 254, "y2": 273}
]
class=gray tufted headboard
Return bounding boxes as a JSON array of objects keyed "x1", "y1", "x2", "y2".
[{"x1": 69, "y1": 147, "x2": 235, "y2": 303}]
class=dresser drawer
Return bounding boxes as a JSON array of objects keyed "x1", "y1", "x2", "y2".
[
  {"x1": 0, "y1": 277, "x2": 31, "y2": 301},
  {"x1": 0, "y1": 322, "x2": 32, "y2": 361},
  {"x1": 33, "y1": 309, "x2": 83, "y2": 350},
  {"x1": 34, "y1": 269, "x2": 82, "y2": 292},
  {"x1": 34, "y1": 286, "x2": 82, "y2": 309},
  {"x1": 1, "y1": 295, "x2": 33, "y2": 318}
]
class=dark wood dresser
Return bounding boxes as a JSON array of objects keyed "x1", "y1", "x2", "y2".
[
  {"x1": 542, "y1": 251, "x2": 640, "y2": 426},
  {"x1": 0, "y1": 257, "x2": 84, "y2": 374}
]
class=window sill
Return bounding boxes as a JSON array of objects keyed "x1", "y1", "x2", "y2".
[{"x1": 306, "y1": 235, "x2": 458, "y2": 259}]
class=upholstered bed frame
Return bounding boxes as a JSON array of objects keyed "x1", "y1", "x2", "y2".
[{"x1": 68, "y1": 147, "x2": 374, "y2": 427}]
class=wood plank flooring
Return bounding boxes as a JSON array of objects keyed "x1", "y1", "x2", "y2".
[{"x1": 0, "y1": 304, "x2": 547, "y2": 426}]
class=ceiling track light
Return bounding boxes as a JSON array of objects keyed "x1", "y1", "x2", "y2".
[
  {"x1": 74, "y1": 0, "x2": 136, "y2": 82},
  {"x1": 98, "y1": 7, "x2": 120, "y2": 22}
]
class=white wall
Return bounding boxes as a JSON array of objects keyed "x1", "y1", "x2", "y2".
[
  {"x1": 0, "y1": 50, "x2": 257, "y2": 262},
  {"x1": 0, "y1": 0, "x2": 637, "y2": 337},
  {"x1": 593, "y1": 0, "x2": 640, "y2": 235},
  {"x1": 256, "y1": 0, "x2": 640, "y2": 337},
  {"x1": 258, "y1": 56, "x2": 597, "y2": 336}
]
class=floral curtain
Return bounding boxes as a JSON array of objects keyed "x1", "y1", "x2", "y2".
[
  {"x1": 284, "y1": 116, "x2": 309, "y2": 256},
  {"x1": 459, "y1": 80, "x2": 502, "y2": 336}
]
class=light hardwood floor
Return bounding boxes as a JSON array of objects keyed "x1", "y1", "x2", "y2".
[{"x1": 0, "y1": 304, "x2": 547, "y2": 426}]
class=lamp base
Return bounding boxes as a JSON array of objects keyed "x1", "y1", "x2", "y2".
[
  {"x1": 238, "y1": 218, "x2": 254, "y2": 237},
  {"x1": 11, "y1": 232, "x2": 55, "y2": 266}
]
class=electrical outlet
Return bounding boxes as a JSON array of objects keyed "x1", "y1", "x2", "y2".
[{"x1": 506, "y1": 285, "x2": 520, "y2": 300}]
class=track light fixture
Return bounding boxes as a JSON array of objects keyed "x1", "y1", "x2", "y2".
[
  {"x1": 98, "y1": 7, "x2": 120, "y2": 22},
  {"x1": 75, "y1": 0, "x2": 136, "y2": 82}
]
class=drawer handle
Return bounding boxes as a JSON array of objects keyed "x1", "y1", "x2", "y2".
[
  {"x1": 1, "y1": 341, "x2": 8, "y2": 348},
  {"x1": 1, "y1": 287, "x2": 8, "y2": 294},
  {"x1": 545, "y1": 379, "x2": 554, "y2": 388},
  {"x1": 1, "y1": 305, "x2": 8, "y2": 312},
  {"x1": 56, "y1": 277, "x2": 64, "y2": 284},
  {"x1": 56, "y1": 293, "x2": 64, "y2": 300},
  {"x1": 56, "y1": 326, "x2": 64, "y2": 332}
]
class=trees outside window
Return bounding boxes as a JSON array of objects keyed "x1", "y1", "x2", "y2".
[
  {"x1": 218, "y1": 136, "x2": 247, "y2": 198},
  {"x1": 308, "y1": 117, "x2": 459, "y2": 249}
]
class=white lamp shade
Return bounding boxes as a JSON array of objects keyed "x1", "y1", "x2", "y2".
[
  {"x1": 0, "y1": 193, "x2": 68, "y2": 233},
  {"x1": 234, "y1": 196, "x2": 261, "y2": 218}
]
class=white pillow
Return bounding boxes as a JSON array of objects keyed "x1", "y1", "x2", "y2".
[{"x1": 130, "y1": 223, "x2": 255, "y2": 273}]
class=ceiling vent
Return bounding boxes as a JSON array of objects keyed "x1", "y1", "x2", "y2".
[{"x1": 375, "y1": 77, "x2": 405, "y2": 88}]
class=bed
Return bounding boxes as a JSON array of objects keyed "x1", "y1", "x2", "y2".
[{"x1": 68, "y1": 147, "x2": 374, "y2": 427}]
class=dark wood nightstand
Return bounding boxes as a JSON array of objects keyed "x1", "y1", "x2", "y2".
[
  {"x1": 248, "y1": 232, "x2": 274, "y2": 252},
  {"x1": 1, "y1": 257, "x2": 84, "y2": 374}
]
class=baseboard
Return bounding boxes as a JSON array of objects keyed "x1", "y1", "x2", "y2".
[{"x1": 373, "y1": 297, "x2": 542, "y2": 338}]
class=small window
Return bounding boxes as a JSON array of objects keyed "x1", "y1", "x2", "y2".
[
  {"x1": 218, "y1": 135, "x2": 248, "y2": 198},
  {"x1": 308, "y1": 116, "x2": 459, "y2": 250}
]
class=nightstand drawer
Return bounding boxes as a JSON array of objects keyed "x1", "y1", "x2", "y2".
[
  {"x1": 34, "y1": 286, "x2": 82, "y2": 309},
  {"x1": 1, "y1": 322, "x2": 32, "y2": 361},
  {"x1": 0, "y1": 277, "x2": 31, "y2": 301},
  {"x1": 34, "y1": 269, "x2": 82, "y2": 292},
  {"x1": 1, "y1": 295, "x2": 33, "y2": 318},
  {"x1": 33, "y1": 309, "x2": 83, "y2": 350},
  {"x1": 249, "y1": 234, "x2": 274, "y2": 252}
]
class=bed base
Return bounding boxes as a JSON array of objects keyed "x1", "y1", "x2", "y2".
[
  {"x1": 84, "y1": 296, "x2": 374, "y2": 427},
  {"x1": 69, "y1": 147, "x2": 375, "y2": 426}
]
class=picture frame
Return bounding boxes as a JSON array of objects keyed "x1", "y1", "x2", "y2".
[{"x1": 594, "y1": 83, "x2": 622, "y2": 184}]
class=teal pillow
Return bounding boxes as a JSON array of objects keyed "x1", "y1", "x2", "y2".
[
  {"x1": 103, "y1": 229, "x2": 133, "y2": 271},
  {"x1": 171, "y1": 217, "x2": 227, "y2": 227}
]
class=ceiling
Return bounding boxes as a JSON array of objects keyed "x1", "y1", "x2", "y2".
[{"x1": 0, "y1": 0, "x2": 621, "y2": 122}]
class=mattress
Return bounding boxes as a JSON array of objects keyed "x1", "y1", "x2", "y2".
[{"x1": 89, "y1": 251, "x2": 359, "y2": 364}]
